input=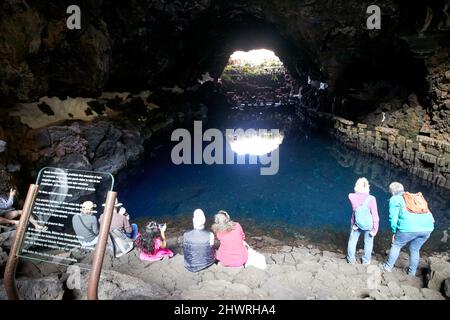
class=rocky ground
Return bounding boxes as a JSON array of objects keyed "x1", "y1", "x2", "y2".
[{"x1": 1, "y1": 231, "x2": 449, "y2": 300}]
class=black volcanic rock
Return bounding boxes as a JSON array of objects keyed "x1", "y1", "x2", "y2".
[
  {"x1": 0, "y1": 0, "x2": 447, "y2": 104},
  {"x1": 34, "y1": 129, "x2": 51, "y2": 149},
  {"x1": 79, "y1": 121, "x2": 108, "y2": 157},
  {"x1": 27, "y1": 117, "x2": 155, "y2": 176}
]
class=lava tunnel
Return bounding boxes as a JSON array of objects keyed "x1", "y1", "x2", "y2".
[{"x1": 0, "y1": 0, "x2": 450, "y2": 302}]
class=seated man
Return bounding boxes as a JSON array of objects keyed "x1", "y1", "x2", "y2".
[
  {"x1": 118, "y1": 207, "x2": 138, "y2": 240},
  {"x1": 183, "y1": 209, "x2": 215, "y2": 272},
  {"x1": 99, "y1": 199, "x2": 137, "y2": 239},
  {"x1": 0, "y1": 188, "x2": 46, "y2": 230},
  {"x1": 72, "y1": 201, "x2": 99, "y2": 247}
]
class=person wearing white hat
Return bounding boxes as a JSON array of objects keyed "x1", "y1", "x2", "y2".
[
  {"x1": 182, "y1": 209, "x2": 216, "y2": 272},
  {"x1": 102, "y1": 198, "x2": 123, "y2": 208},
  {"x1": 118, "y1": 206, "x2": 138, "y2": 239},
  {"x1": 72, "y1": 201, "x2": 99, "y2": 247},
  {"x1": 99, "y1": 198, "x2": 135, "y2": 239}
]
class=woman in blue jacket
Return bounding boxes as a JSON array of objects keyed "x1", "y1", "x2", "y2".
[{"x1": 383, "y1": 182, "x2": 435, "y2": 276}]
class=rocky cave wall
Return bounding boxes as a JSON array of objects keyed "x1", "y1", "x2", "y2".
[
  {"x1": 1, "y1": 0, "x2": 440, "y2": 104},
  {"x1": 0, "y1": 0, "x2": 450, "y2": 192},
  {"x1": 1, "y1": 0, "x2": 449, "y2": 131}
]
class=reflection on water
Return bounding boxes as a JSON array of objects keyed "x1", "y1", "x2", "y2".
[
  {"x1": 227, "y1": 130, "x2": 284, "y2": 156},
  {"x1": 117, "y1": 130, "x2": 450, "y2": 253}
]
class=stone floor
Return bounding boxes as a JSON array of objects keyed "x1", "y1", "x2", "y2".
[
  {"x1": 2, "y1": 236, "x2": 448, "y2": 300},
  {"x1": 102, "y1": 244, "x2": 446, "y2": 300}
]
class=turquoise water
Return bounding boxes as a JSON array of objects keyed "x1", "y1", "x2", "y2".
[{"x1": 117, "y1": 126, "x2": 450, "y2": 253}]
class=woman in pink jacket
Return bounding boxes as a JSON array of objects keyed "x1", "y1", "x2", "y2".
[
  {"x1": 212, "y1": 210, "x2": 248, "y2": 267},
  {"x1": 346, "y1": 177, "x2": 379, "y2": 265}
]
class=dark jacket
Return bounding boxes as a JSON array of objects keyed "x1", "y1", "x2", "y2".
[{"x1": 183, "y1": 229, "x2": 215, "y2": 272}]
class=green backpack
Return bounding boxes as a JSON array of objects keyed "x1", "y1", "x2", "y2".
[{"x1": 354, "y1": 196, "x2": 374, "y2": 231}]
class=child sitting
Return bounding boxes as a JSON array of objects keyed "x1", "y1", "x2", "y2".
[{"x1": 135, "y1": 221, "x2": 173, "y2": 262}]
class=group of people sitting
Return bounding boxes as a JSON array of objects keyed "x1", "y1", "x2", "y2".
[
  {"x1": 132, "y1": 209, "x2": 251, "y2": 272},
  {"x1": 183, "y1": 209, "x2": 250, "y2": 271},
  {"x1": 72, "y1": 199, "x2": 138, "y2": 247},
  {"x1": 347, "y1": 178, "x2": 435, "y2": 276},
  {"x1": 0, "y1": 177, "x2": 437, "y2": 277},
  {"x1": 72, "y1": 198, "x2": 251, "y2": 272}
]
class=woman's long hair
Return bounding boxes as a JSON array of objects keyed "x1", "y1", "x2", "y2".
[
  {"x1": 211, "y1": 210, "x2": 236, "y2": 234},
  {"x1": 135, "y1": 221, "x2": 161, "y2": 254}
]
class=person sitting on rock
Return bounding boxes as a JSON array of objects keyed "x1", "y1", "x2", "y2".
[
  {"x1": 346, "y1": 177, "x2": 379, "y2": 265},
  {"x1": 72, "y1": 201, "x2": 99, "y2": 247},
  {"x1": 212, "y1": 210, "x2": 248, "y2": 267},
  {"x1": 118, "y1": 207, "x2": 139, "y2": 240},
  {"x1": 99, "y1": 199, "x2": 138, "y2": 240},
  {"x1": 382, "y1": 182, "x2": 435, "y2": 276},
  {"x1": 135, "y1": 221, "x2": 173, "y2": 262},
  {"x1": 183, "y1": 209, "x2": 215, "y2": 272},
  {"x1": 0, "y1": 188, "x2": 47, "y2": 230}
]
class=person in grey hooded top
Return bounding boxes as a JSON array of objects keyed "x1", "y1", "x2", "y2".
[{"x1": 72, "y1": 201, "x2": 99, "y2": 247}]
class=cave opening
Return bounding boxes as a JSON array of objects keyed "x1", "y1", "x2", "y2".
[
  {"x1": 213, "y1": 46, "x2": 302, "y2": 136},
  {"x1": 219, "y1": 49, "x2": 296, "y2": 109}
]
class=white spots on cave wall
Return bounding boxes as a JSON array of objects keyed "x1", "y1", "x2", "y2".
[
  {"x1": 99, "y1": 91, "x2": 131, "y2": 101},
  {"x1": 307, "y1": 76, "x2": 328, "y2": 90},
  {"x1": 134, "y1": 90, "x2": 151, "y2": 101},
  {"x1": 198, "y1": 72, "x2": 214, "y2": 84},
  {"x1": 132, "y1": 90, "x2": 160, "y2": 110},
  {"x1": 162, "y1": 85, "x2": 185, "y2": 94},
  {"x1": 100, "y1": 91, "x2": 159, "y2": 110},
  {"x1": 10, "y1": 91, "x2": 161, "y2": 129},
  {"x1": 0, "y1": 140, "x2": 6, "y2": 153},
  {"x1": 11, "y1": 96, "x2": 100, "y2": 129}
]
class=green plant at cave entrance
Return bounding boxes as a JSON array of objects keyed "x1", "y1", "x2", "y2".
[
  {"x1": 219, "y1": 49, "x2": 293, "y2": 107},
  {"x1": 220, "y1": 49, "x2": 285, "y2": 83}
]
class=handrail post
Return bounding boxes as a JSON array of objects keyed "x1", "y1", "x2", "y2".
[
  {"x1": 3, "y1": 184, "x2": 39, "y2": 300},
  {"x1": 87, "y1": 191, "x2": 116, "y2": 300}
]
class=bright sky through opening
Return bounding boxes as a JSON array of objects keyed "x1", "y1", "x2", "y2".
[{"x1": 229, "y1": 49, "x2": 283, "y2": 67}]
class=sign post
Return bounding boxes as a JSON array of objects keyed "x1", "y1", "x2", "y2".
[
  {"x1": 3, "y1": 167, "x2": 115, "y2": 300},
  {"x1": 87, "y1": 190, "x2": 116, "y2": 300}
]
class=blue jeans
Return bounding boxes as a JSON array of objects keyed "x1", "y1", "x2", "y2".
[
  {"x1": 384, "y1": 231, "x2": 431, "y2": 276},
  {"x1": 125, "y1": 223, "x2": 138, "y2": 240},
  {"x1": 346, "y1": 228, "x2": 374, "y2": 264}
]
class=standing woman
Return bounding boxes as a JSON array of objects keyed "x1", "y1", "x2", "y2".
[
  {"x1": 383, "y1": 182, "x2": 434, "y2": 276},
  {"x1": 346, "y1": 177, "x2": 379, "y2": 265},
  {"x1": 212, "y1": 210, "x2": 248, "y2": 267}
]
